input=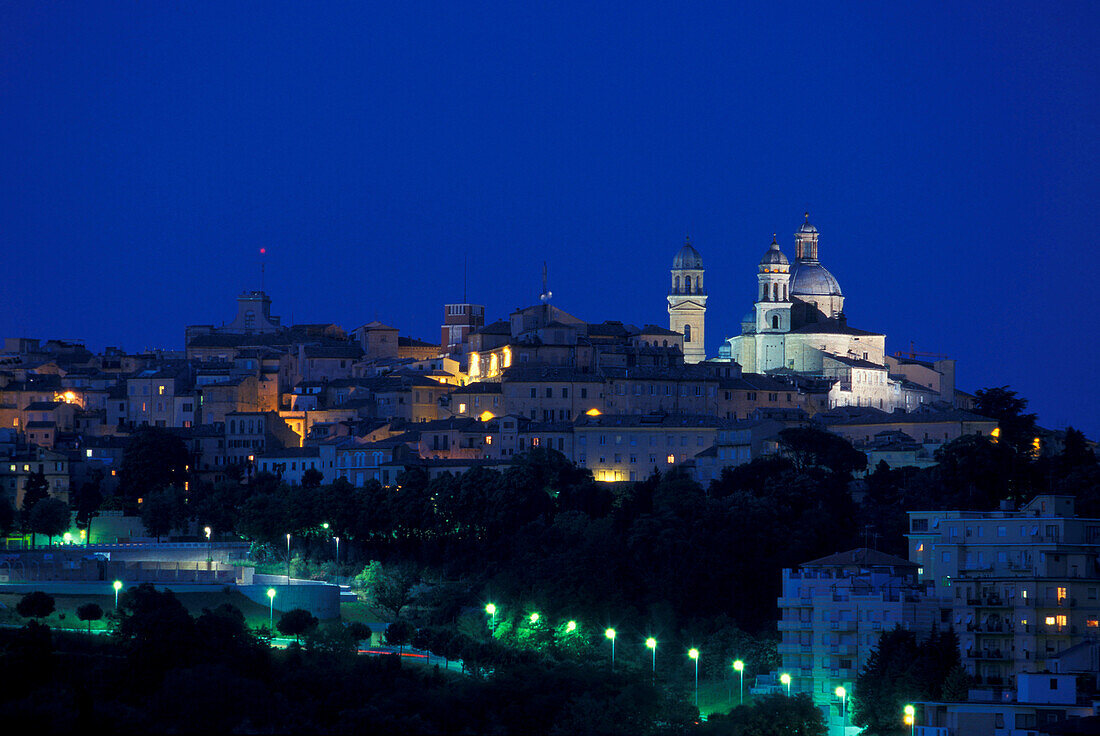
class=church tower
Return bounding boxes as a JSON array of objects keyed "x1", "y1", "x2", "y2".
[
  {"x1": 755, "y1": 235, "x2": 792, "y2": 334},
  {"x1": 668, "y1": 237, "x2": 707, "y2": 364}
]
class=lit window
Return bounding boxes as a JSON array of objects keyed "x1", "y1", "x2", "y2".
[
  {"x1": 1057, "y1": 587, "x2": 1067, "y2": 602},
  {"x1": 1045, "y1": 616, "x2": 1056, "y2": 626},
  {"x1": 86, "y1": 449, "x2": 92, "y2": 457},
  {"x1": 1087, "y1": 619, "x2": 1099, "y2": 628},
  {"x1": 666, "y1": 454, "x2": 675, "y2": 464},
  {"x1": 1057, "y1": 614, "x2": 1067, "y2": 627},
  {"x1": 485, "y1": 436, "x2": 492, "y2": 445},
  {"x1": 458, "y1": 403, "x2": 467, "y2": 414}
]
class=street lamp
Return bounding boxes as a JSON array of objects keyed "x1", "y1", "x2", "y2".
[
  {"x1": 605, "y1": 628, "x2": 616, "y2": 670},
  {"x1": 646, "y1": 637, "x2": 657, "y2": 675},
  {"x1": 904, "y1": 704, "x2": 915, "y2": 735},
  {"x1": 267, "y1": 588, "x2": 276, "y2": 628},
  {"x1": 733, "y1": 659, "x2": 745, "y2": 706},
  {"x1": 780, "y1": 672, "x2": 791, "y2": 697},
  {"x1": 565, "y1": 620, "x2": 577, "y2": 633},
  {"x1": 334, "y1": 536, "x2": 339, "y2": 565},
  {"x1": 688, "y1": 648, "x2": 700, "y2": 706},
  {"x1": 286, "y1": 533, "x2": 291, "y2": 584},
  {"x1": 835, "y1": 685, "x2": 847, "y2": 724},
  {"x1": 485, "y1": 602, "x2": 497, "y2": 629},
  {"x1": 112, "y1": 580, "x2": 122, "y2": 609},
  {"x1": 529, "y1": 612, "x2": 540, "y2": 624}
]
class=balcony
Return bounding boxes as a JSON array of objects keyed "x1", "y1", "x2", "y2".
[
  {"x1": 965, "y1": 649, "x2": 1006, "y2": 660},
  {"x1": 828, "y1": 643, "x2": 857, "y2": 656},
  {"x1": 777, "y1": 596, "x2": 813, "y2": 608},
  {"x1": 829, "y1": 620, "x2": 857, "y2": 631},
  {"x1": 778, "y1": 620, "x2": 806, "y2": 631},
  {"x1": 915, "y1": 727, "x2": 948, "y2": 736}
]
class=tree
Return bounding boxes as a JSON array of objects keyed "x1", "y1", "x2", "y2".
[
  {"x1": 141, "y1": 487, "x2": 186, "y2": 542},
  {"x1": 301, "y1": 467, "x2": 323, "y2": 489},
  {"x1": 28, "y1": 497, "x2": 71, "y2": 545},
  {"x1": 0, "y1": 494, "x2": 16, "y2": 538},
  {"x1": 277, "y1": 608, "x2": 319, "y2": 643},
  {"x1": 355, "y1": 561, "x2": 420, "y2": 619},
  {"x1": 702, "y1": 693, "x2": 825, "y2": 736},
  {"x1": 974, "y1": 386, "x2": 1038, "y2": 456},
  {"x1": 383, "y1": 618, "x2": 414, "y2": 654},
  {"x1": 779, "y1": 426, "x2": 867, "y2": 476},
  {"x1": 73, "y1": 477, "x2": 104, "y2": 542},
  {"x1": 16, "y1": 591, "x2": 56, "y2": 620},
  {"x1": 118, "y1": 426, "x2": 190, "y2": 507},
  {"x1": 20, "y1": 471, "x2": 49, "y2": 545},
  {"x1": 76, "y1": 602, "x2": 104, "y2": 633}
]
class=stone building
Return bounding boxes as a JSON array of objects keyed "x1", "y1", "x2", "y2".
[{"x1": 667, "y1": 238, "x2": 707, "y2": 364}]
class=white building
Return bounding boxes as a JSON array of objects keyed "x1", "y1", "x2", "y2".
[
  {"x1": 907, "y1": 495, "x2": 1100, "y2": 688},
  {"x1": 778, "y1": 548, "x2": 939, "y2": 732}
]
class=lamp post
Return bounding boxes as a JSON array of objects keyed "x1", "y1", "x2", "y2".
[
  {"x1": 529, "y1": 612, "x2": 540, "y2": 624},
  {"x1": 688, "y1": 648, "x2": 700, "y2": 706},
  {"x1": 733, "y1": 659, "x2": 745, "y2": 706},
  {"x1": 485, "y1": 602, "x2": 497, "y2": 629},
  {"x1": 646, "y1": 637, "x2": 657, "y2": 676},
  {"x1": 267, "y1": 588, "x2": 276, "y2": 629},
  {"x1": 605, "y1": 628, "x2": 616, "y2": 670},
  {"x1": 204, "y1": 526, "x2": 212, "y2": 562},
  {"x1": 904, "y1": 704, "x2": 915, "y2": 735},
  {"x1": 780, "y1": 672, "x2": 791, "y2": 697},
  {"x1": 112, "y1": 580, "x2": 122, "y2": 609},
  {"x1": 286, "y1": 533, "x2": 291, "y2": 584},
  {"x1": 334, "y1": 536, "x2": 339, "y2": 565},
  {"x1": 835, "y1": 685, "x2": 847, "y2": 725},
  {"x1": 565, "y1": 620, "x2": 577, "y2": 633}
]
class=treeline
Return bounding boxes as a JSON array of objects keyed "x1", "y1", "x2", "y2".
[{"x1": 0, "y1": 585, "x2": 700, "y2": 735}]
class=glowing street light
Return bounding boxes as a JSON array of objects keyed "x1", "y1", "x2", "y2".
[
  {"x1": 112, "y1": 580, "x2": 123, "y2": 608},
  {"x1": 286, "y1": 533, "x2": 291, "y2": 584},
  {"x1": 485, "y1": 602, "x2": 497, "y2": 629},
  {"x1": 688, "y1": 648, "x2": 700, "y2": 706},
  {"x1": 565, "y1": 620, "x2": 577, "y2": 633},
  {"x1": 780, "y1": 672, "x2": 792, "y2": 697},
  {"x1": 334, "y1": 536, "x2": 340, "y2": 564},
  {"x1": 204, "y1": 526, "x2": 211, "y2": 539},
  {"x1": 529, "y1": 612, "x2": 540, "y2": 624},
  {"x1": 835, "y1": 685, "x2": 848, "y2": 723},
  {"x1": 605, "y1": 628, "x2": 616, "y2": 670},
  {"x1": 267, "y1": 588, "x2": 276, "y2": 628},
  {"x1": 733, "y1": 659, "x2": 745, "y2": 706},
  {"x1": 646, "y1": 637, "x2": 657, "y2": 674},
  {"x1": 904, "y1": 704, "x2": 915, "y2": 734}
]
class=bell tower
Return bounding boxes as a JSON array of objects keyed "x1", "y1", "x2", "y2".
[{"x1": 668, "y1": 237, "x2": 707, "y2": 364}]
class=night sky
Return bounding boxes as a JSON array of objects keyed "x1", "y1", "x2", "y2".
[{"x1": 2, "y1": 3, "x2": 1097, "y2": 436}]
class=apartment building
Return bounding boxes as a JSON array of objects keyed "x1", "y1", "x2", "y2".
[
  {"x1": 778, "y1": 549, "x2": 938, "y2": 724},
  {"x1": 907, "y1": 495, "x2": 1100, "y2": 686}
]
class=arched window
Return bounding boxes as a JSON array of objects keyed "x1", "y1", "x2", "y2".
[
  {"x1": 761, "y1": 284, "x2": 768, "y2": 301},
  {"x1": 685, "y1": 276, "x2": 692, "y2": 292},
  {"x1": 663, "y1": 339, "x2": 668, "y2": 347},
  {"x1": 772, "y1": 283, "x2": 778, "y2": 300},
  {"x1": 772, "y1": 315, "x2": 780, "y2": 329},
  {"x1": 674, "y1": 276, "x2": 680, "y2": 292},
  {"x1": 684, "y1": 324, "x2": 692, "y2": 343},
  {"x1": 783, "y1": 284, "x2": 788, "y2": 300}
]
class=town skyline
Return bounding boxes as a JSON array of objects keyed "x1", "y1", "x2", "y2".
[{"x1": 3, "y1": 4, "x2": 1096, "y2": 437}]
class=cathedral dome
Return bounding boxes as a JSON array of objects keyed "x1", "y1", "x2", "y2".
[
  {"x1": 673, "y1": 241, "x2": 703, "y2": 270},
  {"x1": 790, "y1": 261, "x2": 842, "y2": 297},
  {"x1": 759, "y1": 236, "x2": 789, "y2": 267}
]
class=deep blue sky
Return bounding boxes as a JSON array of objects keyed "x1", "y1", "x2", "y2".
[{"x1": 2, "y1": 3, "x2": 1097, "y2": 436}]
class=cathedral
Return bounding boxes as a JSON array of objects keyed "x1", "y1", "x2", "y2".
[
  {"x1": 720, "y1": 214, "x2": 886, "y2": 374},
  {"x1": 666, "y1": 215, "x2": 944, "y2": 412}
]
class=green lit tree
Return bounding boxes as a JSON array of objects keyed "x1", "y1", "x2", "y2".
[
  {"x1": 76, "y1": 602, "x2": 103, "y2": 633},
  {"x1": 28, "y1": 497, "x2": 71, "y2": 545},
  {"x1": 277, "y1": 608, "x2": 319, "y2": 644}
]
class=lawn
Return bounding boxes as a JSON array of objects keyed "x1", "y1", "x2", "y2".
[{"x1": 0, "y1": 589, "x2": 277, "y2": 632}]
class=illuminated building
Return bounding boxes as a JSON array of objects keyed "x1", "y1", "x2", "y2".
[
  {"x1": 907, "y1": 495, "x2": 1100, "y2": 687},
  {"x1": 667, "y1": 237, "x2": 707, "y2": 364}
]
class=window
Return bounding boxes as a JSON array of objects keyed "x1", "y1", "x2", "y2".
[
  {"x1": 666, "y1": 454, "x2": 675, "y2": 464},
  {"x1": 684, "y1": 324, "x2": 691, "y2": 343},
  {"x1": 580, "y1": 388, "x2": 588, "y2": 399},
  {"x1": 772, "y1": 315, "x2": 779, "y2": 329}
]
